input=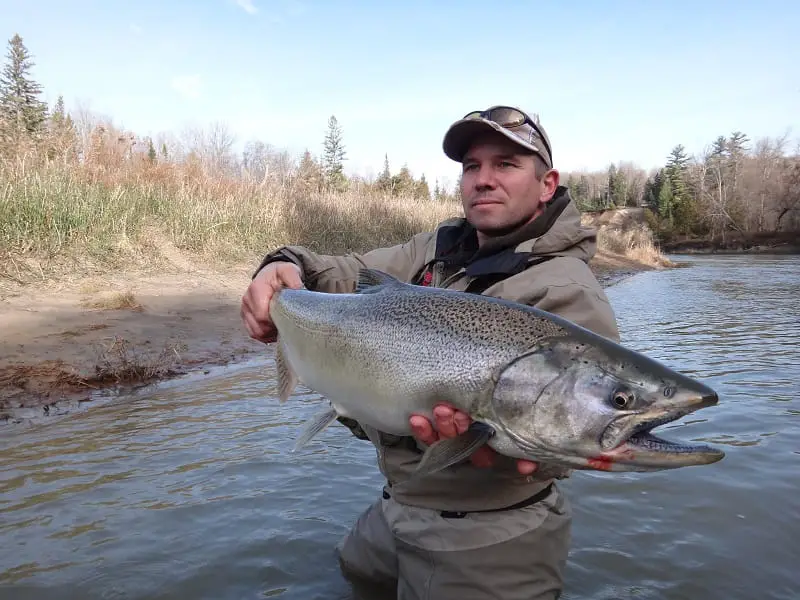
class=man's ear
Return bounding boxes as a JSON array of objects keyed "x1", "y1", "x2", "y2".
[{"x1": 540, "y1": 169, "x2": 560, "y2": 202}]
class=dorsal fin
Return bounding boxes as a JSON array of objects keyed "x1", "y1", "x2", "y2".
[{"x1": 355, "y1": 268, "x2": 403, "y2": 293}]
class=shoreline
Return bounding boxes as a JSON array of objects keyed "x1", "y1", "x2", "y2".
[
  {"x1": 660, "y1": 231, "x2": 799, "y2": 255},
  {"x1": 0, "y1": 255, "x2": 662, "y2": 429}
]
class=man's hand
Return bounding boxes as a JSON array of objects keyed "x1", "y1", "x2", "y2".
[
  {"x1": 409, "y1": 403, "x2": 538, "y2": 475},
  {"x1": 241, "y1": 262, "x2": 304, "y2": 343}
]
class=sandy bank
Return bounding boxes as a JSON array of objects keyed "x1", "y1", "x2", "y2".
[{"x1": 0, "y1": 252, "x2": 662, "y2": 427}]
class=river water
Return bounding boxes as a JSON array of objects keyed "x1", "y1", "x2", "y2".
[{"x1": 0, "y1": 254, "x2": 798, "y2": 600}]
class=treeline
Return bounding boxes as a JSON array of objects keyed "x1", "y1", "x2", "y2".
[
  {"x1": 2, "y1": 30, "x2": 798, "y2": 249},
  {"x1": 0, "y1": 33, "x2": 456, "y2": 203},
  {"x1": 562, "y1": 135, "x2": 800, "y2": 242}
]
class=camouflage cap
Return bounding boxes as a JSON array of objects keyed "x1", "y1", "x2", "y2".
[{"x1": 442, "y1": 105, "x2": 553, "y2": 169}]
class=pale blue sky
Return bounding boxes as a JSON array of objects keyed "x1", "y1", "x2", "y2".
[{"x1": 2, "y1": 0, "x2": 798, "y2": 189}]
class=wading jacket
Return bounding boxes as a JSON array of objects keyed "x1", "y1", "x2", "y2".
[{"x1": 256, "y1": 185, "x2": 620, "y2": 512}]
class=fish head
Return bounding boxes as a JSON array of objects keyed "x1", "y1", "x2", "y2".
[{"x1": 490, "y1": 336, "x2": 725, "y2": 472}]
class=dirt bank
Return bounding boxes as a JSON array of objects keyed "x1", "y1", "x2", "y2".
[
  {"x1": 0, "y1": 248, "x2": 662, "y2": 427},
  {"x1": 660, "y1": 230, "x2": 800, "y2": 254},
  {"x1": 0, "y1": 264, "x2": 267, "y2": 424}
]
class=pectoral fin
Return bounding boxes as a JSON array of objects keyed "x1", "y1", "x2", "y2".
[
  {"x1": 412, "y1": 422, "x2": 495, "y2": 479},
  {"x1": 292, "y1": 406, "x2": 340, "y2": 452},
  {"x1": 275, "y1": 338, "x2": 298, "y2": 404}
]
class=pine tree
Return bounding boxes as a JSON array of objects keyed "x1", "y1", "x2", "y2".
[
  {"x1": 665, "y1": 144, "x2": 693, "y2": 232},
  {"x1": 658, "y1": 175, "x2": 675, "y2": 225},
  {"x1": 0, "y1": 34, "x2": 48, "y2": 137},
  {"x1": 46, "y1": 94, "x2": 77, "y2": 161},
  {"x1": 415, "y1": 173, "x2": 430, "y2": 200},
  {"x1": 322, "y1": 115, "x2": 346, "y2": 189},
  {"x1": 376, "y1": 153, "x2": 392, "y2": 192}
]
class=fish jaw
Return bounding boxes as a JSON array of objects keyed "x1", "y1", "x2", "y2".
[
  {"x1": 489, "y1": 337, "x2": 726, "y2": 473},
  {"x1": 590, "y1": 388, "x2": 725, "y2": 471}
]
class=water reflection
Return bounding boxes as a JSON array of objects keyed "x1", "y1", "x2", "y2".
[{"x1": 0, "y1": 255, "x2": 798, "y2": 600}]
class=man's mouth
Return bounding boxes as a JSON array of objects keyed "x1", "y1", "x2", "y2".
[{"x1": 471, "y1": 198, "x2": 502, "y2": 207}]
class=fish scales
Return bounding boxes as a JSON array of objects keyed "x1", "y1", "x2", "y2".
[{"x1": 269, "y1": 268, "x2": 725, "y2": 476}]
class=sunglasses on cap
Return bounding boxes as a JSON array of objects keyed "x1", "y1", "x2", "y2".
[{"x1": 462, "y1": 106, "x2": 552, "y2": 167}]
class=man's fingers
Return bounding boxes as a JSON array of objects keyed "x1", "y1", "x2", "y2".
[
  {"x1": 433, "y1": 404, "x2": 458, "y2": 438},
  {"x1": 243, "y1": 311, "x2": 275, "y2": 343},
  {"x1": 410, "y1": 415, "x2": 438, "y2": 446},
  {"x1": 453, "y1": 411, "x2": 471, "y2": 434}
]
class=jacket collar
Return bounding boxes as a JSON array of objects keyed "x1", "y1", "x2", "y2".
[{"x1": 433, "y1": 186, "x2": 572, "y2": 278}]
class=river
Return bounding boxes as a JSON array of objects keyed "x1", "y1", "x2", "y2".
[{"x1": 0, "y1": 254, "x2": 798, "y2": 600}]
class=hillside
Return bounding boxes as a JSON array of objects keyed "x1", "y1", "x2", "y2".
[{"x1": 582, "y1": 207, "x2": 674, "y2": 282}]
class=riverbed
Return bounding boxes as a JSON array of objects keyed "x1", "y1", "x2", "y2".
[{"x1": 1, "y1": 254, "x2": 798, "y2": 599}]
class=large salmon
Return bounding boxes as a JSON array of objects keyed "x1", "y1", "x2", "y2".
[{"x1": 269, "y1": 268, "x2": 724, "y2": 478}]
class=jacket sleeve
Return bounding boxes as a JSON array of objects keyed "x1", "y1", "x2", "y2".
[
  {"x1": 255, "y1": 234, "x2": 433, "y2": 442},
  {"x1": 253, "y1": 232, "x2": 433, "y2": 292}
]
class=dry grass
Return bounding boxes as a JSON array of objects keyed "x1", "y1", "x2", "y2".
[
  {"x1": 0, "y1": 148, "x2": 462, "y2": 284},
  {"x1": 91, "y1": 336, "x2": 187, "y2": 385},
  {"x1": 596, "y1": 223, "x2": 674, "y2": 267},
  {"x1": 1, "y1": 144, "x2": 669, "y2": 284},
  {"x1": 83, "y1": 290, "x2": 143, "y2": 311}
]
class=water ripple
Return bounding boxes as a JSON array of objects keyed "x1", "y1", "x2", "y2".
[{"x1": 0, "y1": 255, "x2": 798, "y2": 600}]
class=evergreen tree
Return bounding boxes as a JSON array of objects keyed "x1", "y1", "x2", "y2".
[
  {"x1": 415, "y1": 173, "x2": 430, "y2": 200},
  {"x1": 658, "y1": 175, "x2": 675, "y2": 225},
  {"x1": 391, "y1": 164, "x2": 415, "y2": 195},
  {"x1": 376, "y1": 153, "x2": 392, "y2": 192},
  {"x1": 322, "y1": 115, "x2": 346, "y2": 189},
  {"x1": 665, "y1": 144, "x2": 693, "y2": 232},
  {"x1": 45, "y1": 94, "x2": 77, "y2": 160},
  {"x1": 0, "y1": 34, "x2": 48, "y2": 136}
]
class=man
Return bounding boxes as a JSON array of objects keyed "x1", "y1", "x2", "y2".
[{"x1": 241, "y1": 105, "x2": 620, "y2": 599}]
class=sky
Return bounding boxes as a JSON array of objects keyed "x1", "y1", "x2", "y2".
[{"x1": 1, "y1": 0, "x2": 798, "y2": 190}]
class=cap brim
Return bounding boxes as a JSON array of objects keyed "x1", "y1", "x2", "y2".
[{"x1": 442, "y1": 118, "x2": 549, "y2": 166}]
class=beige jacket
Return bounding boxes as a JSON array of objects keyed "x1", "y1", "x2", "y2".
[{"x1": 257, "y1": 186, "x2": 620, "y2": 512}]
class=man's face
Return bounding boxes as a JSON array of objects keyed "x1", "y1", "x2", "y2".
[{"x1": 460, "y1": 132, "x2": 558, "y2": 237}]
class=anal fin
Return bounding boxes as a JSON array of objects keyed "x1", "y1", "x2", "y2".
[
  {"x1": 292, "y1": 406, "x2": 340, "y2": 452},
  {"x1": 275, "y1": 338, "x2": 298, "y2": 403},
  {"x1": 411, "y1": 422, "x2": 495, "y2": 479}
]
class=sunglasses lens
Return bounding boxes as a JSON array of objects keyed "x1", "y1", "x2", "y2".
[
  {"x1": 463, "y1": 111, "x2": 483, "y2": 120},
  {"x1": 488, "y1": 107, "x2": 526, "y2": 128}
]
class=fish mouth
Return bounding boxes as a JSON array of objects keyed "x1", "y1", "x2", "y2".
[{"x1": 602, "y1": 393, "x2": 725, "y2": 468}]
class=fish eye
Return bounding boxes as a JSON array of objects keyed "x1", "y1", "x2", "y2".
[
  {"x1": 663, "y1": 385, "x2": 675, "y2": 398},
  {"x1": 611, "y1": 390, "x2": 635, "y2": 410}
]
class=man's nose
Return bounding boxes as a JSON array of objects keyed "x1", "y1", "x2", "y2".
[{"x1": 474, "y1": 164, "x2": 496, "y2": 188}]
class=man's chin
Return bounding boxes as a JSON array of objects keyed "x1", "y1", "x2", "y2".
[{"x1": 470, "y1": 215, "x2": 532, "y2": 238}]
